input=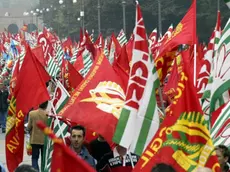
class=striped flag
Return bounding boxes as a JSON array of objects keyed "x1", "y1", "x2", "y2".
[
  {"x1": 202, "y1": 18, "x2": 230, "y2": 120},
  {"x1": 117, "y1": 29, "x2": 127, "y2": 46},
  {"x1": 113, "y1": 2, "x2": 160, "y2": 156},
  {"x1": 225, "y1": 0, "x2": 230, "y2": 8},
  {"x1": 211, "y1": 101, "x2": 230, "y2": 147},
  {"x1": 70, "y1": 48, "x2": 78, "y2": 64},
  {"x1": 43, "y1": 81, "x2": 70, "y2": 172},
  {"x1": 197, "y1": 11, "x2": 221, "y2": 105},
  {"x1": 103, "y1": 39, "x2": 109, "y2": 57},
  {"x1": 79, "y1": 49, "x2": 93, "y2": 77},
  {"x1": 47, "y1": 55, "x2": 60, "y2": 77},
  {"x1": 55, "y1": 43, "x2": 64, "y2": 67}
]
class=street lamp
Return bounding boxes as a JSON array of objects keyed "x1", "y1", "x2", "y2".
[
  {"x1": 23, "y1": 12, "x2": 29, "y2": 16},
  {"x1": 59, "y1": 0, "x2": 64, "y2": 4},
  {"x1": 73, "y1": 0, "x2": 77, "y2": 3},
  {"x1": 122, "y1": 0, "x2": 126, "y2": 33},
  {"x1": 158, "y1": 0, "x2": 162, "y2": 37}
]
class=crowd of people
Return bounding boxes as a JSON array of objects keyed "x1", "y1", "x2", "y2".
[{"x1": 0, "y1": 78, "x2": 229, "y2": 172}]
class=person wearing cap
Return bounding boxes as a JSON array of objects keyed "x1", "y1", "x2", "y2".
[{"x1": 0, "y1": 81, "x2": 9, "y2": 133}]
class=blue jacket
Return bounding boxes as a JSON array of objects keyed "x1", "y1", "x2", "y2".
[{"x1": 71, "y1": 145, "x2": 96, "y2": 169}]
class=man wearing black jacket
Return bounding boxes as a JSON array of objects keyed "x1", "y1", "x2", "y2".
[{"x1": 0, "y1": 82, "x2": 8, "y2": 133}]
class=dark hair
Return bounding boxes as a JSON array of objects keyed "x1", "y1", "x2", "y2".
[
  {"x1": 14, "y1": 164, "x2": 37, "y2": 172},
  {"x1": 39, "y1": 101, "x2": 49, "y2": 109},
  {"x1": 151, "y1": 163, "x2": 176, "y2": 172},
  {"x1": 71, "y1": 125, "x2": 86, "y2": 137},
  {"x1": 216, "y1": 145, "x2": 230, "y2": 158}
]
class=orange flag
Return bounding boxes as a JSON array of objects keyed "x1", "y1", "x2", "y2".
[
  {"x1": 157, "y1": 0, "x2": 196, "y2": 58},
  {"x1": 36, "y1": 121, "x2": 96, "y2": 172}
]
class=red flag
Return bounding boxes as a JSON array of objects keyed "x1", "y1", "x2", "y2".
[
  {"x1": 36, "y1": 121, "x2": 96, "y2": 172},
  {"x1": 15, "y1": 46, "x2": 50, "y2": 113},
  {"x1": 157, "y1": 0, "x2": 196, "y2": 58},
  {"x1": 126, "y1": 34, "x2": 134, "y2": 62},
  {"x1": 67, "y1": 61, "x2": 83, "y2": 89},
  {"x1": 133, "y1": 50, "x2": 220, "y2": 172},
  {"x1": 83, "y1": 32, "x2": 96, "y2": 60},
  {"x1": 112, "y1": 61, "x2": 129, "y2": 93},
  {"x1": 94, "y1": 33, "x2": 104, "y2": 49},
  {"x1": 163, "y1": 54, "x2": 181, "y2": 102},
  {"x1": 109, "y1": 33, "x2": 122, "y2": 59},
  {"x1": 114, "y1": 45, "x2": 130, "y2": 74},
  {"x1": 62, "y1": 37, "x2": 73, "y2": 57},
  {"x1": 32, "y1": 45, "x2": 46, "y2": 67},
  {"x1": 6, "y1": 47, "x2": 50, "y2": 172},
  {"x1": 37, "y1": 32, "x2": 55, "y2": 64},
  {"x1": 58, "y1": 52, "x2": 126, "y2": 142}
]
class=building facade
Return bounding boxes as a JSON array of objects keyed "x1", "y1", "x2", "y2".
[{"x1": 0, "y1": 0, "x2": 42, "y2": 32}]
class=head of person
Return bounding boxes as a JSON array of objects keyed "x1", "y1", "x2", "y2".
[
  {"x1": 116, "y1": 145, "x2": 127, "y2": 156},
  {"x1": 215, "y1": 145, "x2": 230, "y2": 169},
  {"x1": 39, "y1": 101, "x2": 49, "y2": 110},
  {"x1": 151, "y1": 163, "x2": 176, "y2": 172},
  {"x1": 14, "y1": 164, "x2": 37, "y2": 172},
  {"x1": 70, "y1": 125, "x2": 86, "y2": 151}
]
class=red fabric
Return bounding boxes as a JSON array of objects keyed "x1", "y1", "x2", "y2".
[
  {"x1": 73, "y1": 49, "x2": 85, "y2": 72},
  {"x1": 126, "y1": 34, "x2": 134, "y2": 62},
  {"x1": 67, "y1": 61, "x2": 83, "y2": 89},
  {"x1": 158, "y1": 0, "x2": 196, "y2": 58},
  {"x1": 62, "y1": 37, "x2": 73, "y2": 57},
  {"x1": 6, "y1": 46, "x2": 50, "y2": 172},
  {"x1": 6, "y1": 97, "x2": 23, "y2": 172},
  {"x1": 112, "y1": 62, "x2": 129, "y2": 93},
  {"x1": 114, "y1": 45, "x2": 130, "y2": 74},
  {"x1": 37, "y1": 33, "x2": 55, "y2": 64},
  {"x1": 58, "y1": 52, "x2": 126, "y2": 143},
  {"x1": 94, "y1": 34, "x2": 104, "y2": 49},
  {"x1": 32, "y1": 45, "x2": 46, "y2": 67},
  {"x1": 109, "y1": 33, "x2": 122, "y2": 58},
  {"x1": 133, "y1": 47, "x2": 220, "y2": 172},
  {"x1": 155, "y1": 51, "x2": 176, "y2": 83},
  {"x1": 51, "y1": 141, "x2": 95, "y2": 172},
  {"x1": 15, "y1": 46, "x2": 50, "y2": 114}
]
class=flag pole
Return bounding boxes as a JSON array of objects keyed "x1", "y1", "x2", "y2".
[
  {"x1": 158, "y1": 87, "x2": 165, "y2": 115},
  {"x1": 194, "y1": 44, "x2": 197, "y2": 86},
  {"x1": 50, "y1": 103, "x2": 66, "y2": 144},
  {"x1": 217, "y1": 0, "x2": 220, "y2": 11},
  {"x1": 193, "y1": 0, "x2": 197, "y2": 86}
]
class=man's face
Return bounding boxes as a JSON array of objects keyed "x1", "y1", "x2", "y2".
[
  {"x1": 70, "y1": 129, "x2": 84, "y2": 150},
  {"x1": 216, "y1": 149, "x2": 226, "y2": 167}
]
